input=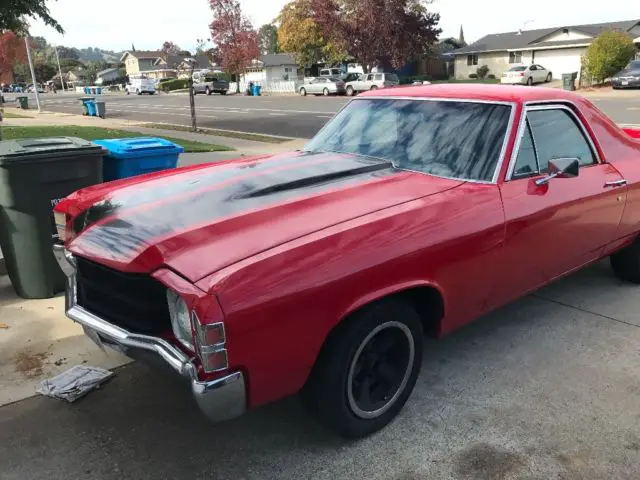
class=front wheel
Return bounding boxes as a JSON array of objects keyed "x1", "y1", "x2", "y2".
[
  {"x1": 546, "y1": 73, "x2": 552, "y2": 82},
  {"x1": 136, "y1": 89, "x2": 141, "y2": 95},
  {"x1": 346, "y1": 86, "x2": 355, "y2": 96},
  {"x1": 301, "y1": 299, "x2": 423, "y2": 439},
  {"x1": 527, "y1": 77, "x2": 533, "y2": 86},
  {"x1": 611, "y1": 239, "x2": 640, "y2": 283},
  {"x1": 205, "y1": 87, "x2": 211, "y2": 95},
  {"x1": 299, "y1": 87, "x2": 307, "y2": 96},
  {"x1": 323, "y1": 88, "x2": 330, "y2": 96}
]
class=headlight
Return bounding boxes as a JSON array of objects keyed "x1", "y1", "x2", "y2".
[{"x1": 166, "y1": 290, "x2": 194, "y2": 350}]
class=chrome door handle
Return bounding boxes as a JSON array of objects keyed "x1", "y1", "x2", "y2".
[{"x1": 604, "y1": 179, "x2": 627, "y2": 188}]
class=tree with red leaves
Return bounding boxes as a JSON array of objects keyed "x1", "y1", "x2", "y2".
[
  {"x1": 209, "y1": 0, "x2": 259, "y2": 93},
  {"x1": 313, "y1": 0, "x2": 441, "y2": 72},
  {"x1": 0, "y1": 31, "x2": 28, "y2": 84},
  {"x1": 161, "y1": 41, "x2": 182, "y2": 55}
]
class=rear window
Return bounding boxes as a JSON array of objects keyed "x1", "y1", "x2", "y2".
[
  {"x1": 327, "y1": 77, "x2": 342, "y2": 82},
  {"x1": 305, "y1": 98, "x2": 512, "y2": 182},
  {"x1": 508, "y1": 66, "x2": 526, "y2": 72}
]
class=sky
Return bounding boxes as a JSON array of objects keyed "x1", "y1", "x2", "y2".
[{"x1": 30, "y1": 0, "x2": 640, "y2": 52}]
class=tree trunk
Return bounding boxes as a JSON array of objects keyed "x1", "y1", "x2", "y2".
[
  {"x1": 236, "y1": 71, "x2": 241, "y2": 94},
  {"x1": 187, "y1": 72, "x2": 197, "y2": 132}
]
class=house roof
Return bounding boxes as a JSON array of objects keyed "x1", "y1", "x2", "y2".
[
  {"x1": 157, "y1": 54, "x2": 210, "y2": 69},
  {"x1": 260, "y1": 53, "x2": 296, "y2": 67},
  {"x1": 454, "y1": 19, "x2": 640, "y2": 55},
  {"x1": 120, "y1": 50, "x2": 162, "y2": 61},
  {"x1": 97, "y1": 67, "x2": 120, "y2": 77}
]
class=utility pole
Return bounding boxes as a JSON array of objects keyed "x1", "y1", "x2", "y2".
[
  {"x1": 54, "y1": 44, "x2": 66, "y2": 91},
  {"x1": 24, "y1": 37, "x2": 42, "y2": 112}
]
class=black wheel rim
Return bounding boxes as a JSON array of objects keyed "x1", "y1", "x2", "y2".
[{"x1": 347, "y1": 321, "x2": 414, "y2": 419}]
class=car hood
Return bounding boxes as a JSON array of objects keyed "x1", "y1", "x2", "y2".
[{"x1": 66, "y1": 151, "x2": 463, "y2": 282}]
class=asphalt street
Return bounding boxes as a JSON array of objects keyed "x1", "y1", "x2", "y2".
[
  {"x1": 1, "y1": 261, "x2": 639, "y2": 479},
  {"x1": 6, "y1": 89, "x2": 639, "y2": 139}
]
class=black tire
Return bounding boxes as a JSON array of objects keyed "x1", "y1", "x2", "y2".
[
  {"x1": 527, "y1": 77, "x2": 533, "y2": 86},
  {"x1": 205, "y1": 87, "x2": 211, "y2": 95},
  {"x1": 323, "y1": 88, "x2": 330, "y2": 96},
  {"x1": 300, "y1": 87, "x2": 307, "y2": 96},
  {"x1": 125, "y1": 89, "x2": 130, "y2": 95},
  {"x1": 220, "y1": 91, "x2": 227, "y2": 95},
  {"x1": 301, "y1": 298, "x2": 423, "y2": 439},
  {"x1": 611, "y1": 239, "x2": 640, "y2": 283},
  {"x1": 546, "y1": 73, "x2": 552, "y2": 82},
  {"x1": 370, "y1": 85, "x2": 378, "y2": 91},
  {"x1": 136, "y1": 89, "x2": 141, "y2": 95},
  {"x1": 346, "y1": 86, "x2": 355, "y2": 96}
]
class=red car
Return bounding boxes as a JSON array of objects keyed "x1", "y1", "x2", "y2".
[{"x1": 53, "y1": 84, "x2": 640, "y2": 438}]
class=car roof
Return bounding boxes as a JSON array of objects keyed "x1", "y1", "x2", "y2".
[{"x1": 358, "y1": 83, "x2": 587, "y2": 105}]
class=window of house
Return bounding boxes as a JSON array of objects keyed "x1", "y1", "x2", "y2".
[
  {"x1": 467, "y1": 54, "x2": 478, "y2": 66},
  {"x1": 509, "y1": 51, "x2": 522, "y2": 64}
]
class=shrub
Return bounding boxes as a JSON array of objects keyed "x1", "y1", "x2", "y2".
[
  {"x1": 583, "y1": 30, "x2": 636, "y2": 83},
  {"x1": 476, "y1": 65, "x2": 490, "y2": 79},
  {"x1": 159, "y1": 78, "x2": 189, "y2": 92},
  {"x1": 487, "y1": 74, "x2": 496, "y2": 79},
  {"x1": 468, "y1": 73, "x2": 478, "y2": 79}
]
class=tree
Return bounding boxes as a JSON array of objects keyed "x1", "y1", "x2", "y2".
[
  {"x1": 277, "y1": 0, "x2": 345, "y2": 66},
  {"x1": 313, "y1": 0, "x2": 441, "y2": 72},
  {"x1": 209, "y1": 0, "x2": 260, "y2": 93},
  {"x1": 161, "y1": 41, "x2": 181, "y2": 55},
  {"x1": 56, "y1": 46, "x2": 79, "y2": 60},
  {"x1": 0, "y1": 31, "x2": 28, "y2": 83},
  {"x1": 1, "y1": 0, "x2": 63, "y2": 34},
  {"x1": 259, "y1": 24, "x2": 280, "y2": 55},
  {"x1": 195, "y1": 38, "x2": 211, "y2": 54},
  {"x1": 583, "y1": 30, "x2": 636, "y2": 84},
  {"x1": 85, "y1": 60, "x2": 107, "y2": 84}
]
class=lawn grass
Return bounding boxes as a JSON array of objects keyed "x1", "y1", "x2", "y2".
[
  {"x1": 142, "y1": 123, "x2": 291, "y2": 144},
  {"x1": 0, "y1": 126, "x2": 233, "y2": 153}
]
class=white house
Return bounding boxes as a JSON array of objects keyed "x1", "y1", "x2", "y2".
[
  {"x1": 238, "y1": 54, "x2": 300, "y2": 93},
  {"x1": 95, "y1": 68, "x2": 122, "y2": 85},
  {"x1": 452, "y1": 19, "x2": 640, "y2": 80}
]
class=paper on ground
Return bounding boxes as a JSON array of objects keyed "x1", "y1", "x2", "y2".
[{"x1": 37, "y1": 365, "x2": 114, "y2": 402}]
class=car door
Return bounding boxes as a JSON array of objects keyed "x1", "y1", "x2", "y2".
[
  {"x1": 492, "y1": 104, "x2": 626, "y2": 305},
  {"x1": 534, "y1": 65, "x2": 547, "y2": 82}
]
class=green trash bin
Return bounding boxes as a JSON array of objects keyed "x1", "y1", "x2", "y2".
[
  {"x1": 0, "y1": 137, "x2": 105, "y2": 299},
  {"x1": 562, "y1": 72, "x2": 577, "y2": 91},
  {"x1": 16, "y1": 96, "x2": 28, "y2": 109}
]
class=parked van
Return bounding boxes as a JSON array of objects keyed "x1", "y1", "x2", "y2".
[
  {"x1": 320, "y1": 68, "x2": 344, "y2": 79},
  {"x1": 126, "y1": 76, "x2": 156, "y2": 95}
]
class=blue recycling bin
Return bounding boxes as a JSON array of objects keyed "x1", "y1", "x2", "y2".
[
  {"x1": 84, "y1": 87, "x2": 90, "y2": 94},
  {"x1": 96, "y1": 87, "x2": 103, "y2": 95},
  {"x1": 85, "y1": 99, "x2": 97, "y2": 116},
  {"x1": 251, "y1": 84, "x2": 262, "y2": 96},
  {"x1": 92, "y1": 137, "x2": 184, "y2": 181}
]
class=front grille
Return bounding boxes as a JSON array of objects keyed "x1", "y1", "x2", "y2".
[{"x1": 75, "y1": 257, "x2": 171, "y2": 335}]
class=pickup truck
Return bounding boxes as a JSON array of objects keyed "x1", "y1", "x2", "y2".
[
  {"x1": 53, "y1": 84, "x2": 640, "y2": 439},
  {"x1": 193, "y1": 74, "x2": 229, "y2": 95}
]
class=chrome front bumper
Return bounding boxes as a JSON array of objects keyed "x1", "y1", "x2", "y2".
[{"x1": 53, "y1": 244, "x2": 246, "y2": 423}]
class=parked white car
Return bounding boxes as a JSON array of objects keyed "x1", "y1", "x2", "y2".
[
  {"x1": 345, "y1": 72, "x2": 400, "y2": 96},
  {"x1": 125, "y1": 77, "x2": 156, "y2": 95},
  {"x1": 501, "y1": 64, "x2": 553, "y2": 86},
  {"x1": 299, "y1": 77, "x2": 346, "y2": 96}
]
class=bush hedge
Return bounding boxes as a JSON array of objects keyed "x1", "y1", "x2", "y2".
[
  {"x1": 159, "y1": 78, "x2": 190, "y2": 92},
  {"x1": 468, "y1": 73, "x2": 478, "y2": 79}
]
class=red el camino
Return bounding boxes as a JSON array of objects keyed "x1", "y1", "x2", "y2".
[{"x1": 53, "y1": 84, "x2": 640, "y2": 438}]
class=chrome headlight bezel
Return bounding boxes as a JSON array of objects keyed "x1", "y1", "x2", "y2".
[{"x1": 166, "y1": 289, "x2": 194, "y2": 351}]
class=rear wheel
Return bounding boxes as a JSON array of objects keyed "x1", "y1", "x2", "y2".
[
  {"x1": 370, "y1": 85, "x2": 378, "y2": 91},
  {"x1": 300, "y1": 87, "x2": 307, "y2": 96},
  {"x1": 611, "y1": 239, "x2": 640, "y2": 283},
  {"x1": 301, "y1": 298, "x2": 423, "y2": 439},
  {"x1": 323, "y1": 88, "x2": 330, "y2": 96},
  {"x1": 346, "y1": 86, "x2": 355, "y2": 96},
  {"x1": 527, "y1": 77, "x2": 533, "y2": 86},
  {"x1": 136, "y1": 89, "x2": 141, "y2": 95},
  {"x1": 546, "y1": 73, "x2": 552, "y2": 82},
  {"x1": 205, "y1": 87, "x2": 211, "y2": 95}
]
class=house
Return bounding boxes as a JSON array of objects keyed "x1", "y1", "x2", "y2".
[
  {"x1": 452, "y1": 19, "x2": 640, "y2": 80},
  {"x1": 245, "y1": 54, "x2": 299, "y2": 82},
  {"x1": 120, "y1": 50, "x2": 163, "y2": 75},
  {"x1": 155, "y1": 54, "x2": 212, "y2": 79},
  {"x1": 95, "y1": 67, "x2": 122, "y2": 85},
  {"x1": 66, "y1": 68, "x2": 87, "y2": 87}
]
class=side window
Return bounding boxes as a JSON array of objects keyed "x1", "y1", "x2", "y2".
[
  {"x1": 374, "y1": 74, "x2": 383, "y2": 81},
  {"x1": 528, "y1": 109, "x2": 596, "y2": 171},
  {"x1": 366, "y1": 74, "x2": 374, "y2": 81},
  {"x1": 529, "y1": 65, "x2": 537, "y2": 71},
  {"x1": 513, "y1": 120, "x2": 538, "y2": 178}
]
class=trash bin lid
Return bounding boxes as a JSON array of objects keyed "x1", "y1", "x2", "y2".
[
  {"x1": 92, "y1": 137, "x2": 185, "y2": 159},
  {"x1": 0, "y1": 137, "x2": 105, "y2": 164}
]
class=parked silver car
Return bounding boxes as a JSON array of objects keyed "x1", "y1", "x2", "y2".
[
  {"x1": 345, "y1": 72, "x2": 400, "y2": 96},
  {"x1": 299, "y1": 77, "x2": 346, "y2": 96}
]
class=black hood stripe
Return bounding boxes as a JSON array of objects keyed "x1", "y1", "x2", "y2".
[
  {"x1": 73, "y1": 155, "x2": 397, "y2": 261},
  {"x1": 74, "y1": 152, "x2": 331, "y2": 234}
]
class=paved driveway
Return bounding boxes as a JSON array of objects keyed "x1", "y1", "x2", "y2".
[{"x1": 1, "y1": 261, "x2": 638, "y2": 480}]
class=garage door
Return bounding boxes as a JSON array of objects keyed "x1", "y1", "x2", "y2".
[{"x1": 533, "y1": 48, "x2": 585, "y2": 80}]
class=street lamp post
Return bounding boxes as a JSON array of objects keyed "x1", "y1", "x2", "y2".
[
  {"x1": 24, "y1": 37, "x2": 42, "y2": 112},
  {"x1": 54, "y1": 45, "x2": 66, "y2": 91}
]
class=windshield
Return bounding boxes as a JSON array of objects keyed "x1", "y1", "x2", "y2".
[
  {"x1": 508, "y1": 66, "x2": 526, "y2": 71},
  {"x1": 305, "y1": 99, "x2": 512, "y2": 182},
  {"x1": 627, "y1": 61, "x2": 640, "y2": 70}
]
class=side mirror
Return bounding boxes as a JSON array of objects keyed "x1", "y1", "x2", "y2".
[{"x1": 535, "y1": 158, "x2": 579, "y2": 185}]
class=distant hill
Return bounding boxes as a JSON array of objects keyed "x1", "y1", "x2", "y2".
[{"x1": 75, "y1": 47, "x2": 123, "y2": 63}]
